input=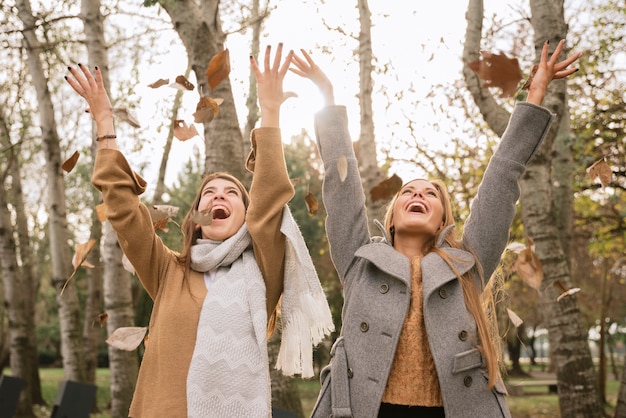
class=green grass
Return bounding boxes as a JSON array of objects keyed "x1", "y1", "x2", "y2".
[{"x1": 35, "y1": 368, "x2": 620, "y2": 417}]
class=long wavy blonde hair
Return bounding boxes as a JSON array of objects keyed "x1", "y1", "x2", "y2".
[{"x1": 383, "y1": 178, "x2": 502, "y2": 389}]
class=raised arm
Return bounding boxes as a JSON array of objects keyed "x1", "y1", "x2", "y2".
[
  {"x1": 463, "y1": 40, "x2": 581, "y2": 279},
  {"x1": 291, "y1": 50, "x2": 370, "y2": 282},
  {"x1": 246, "y1": 44, "x2": 296, "y2": 322}
]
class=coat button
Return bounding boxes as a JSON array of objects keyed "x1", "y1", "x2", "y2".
[
  {"x1": 458, "y1": 330, "x2": 468, "y2": 341},
  {"x1": 360, "y1": 322, "x2": 369, "y2": 332},
  {"x1": 347, "y1": 368, "x2": 353, "y2": 378},
  {"x1": 439, "y1": 288, "x2": 448, "y2": 299},
  {"x1": 379, "y1": 283, "x2": 389, "y2": 294},
  {"x1": 464, "y1": 376, "x2": 473, "y2": 387}
]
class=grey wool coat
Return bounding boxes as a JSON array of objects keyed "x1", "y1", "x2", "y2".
[{"x1": 310, "y1": 103, "x2": 554, "y2": 418}]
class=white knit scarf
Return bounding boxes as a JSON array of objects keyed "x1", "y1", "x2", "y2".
[{"x1": 186, "y1": 206, "x2": 334, "y2": 418}]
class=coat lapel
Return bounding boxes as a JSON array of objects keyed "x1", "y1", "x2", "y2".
[{"x1": 354, "y1": 243, "x2": 411, "y2": 287}]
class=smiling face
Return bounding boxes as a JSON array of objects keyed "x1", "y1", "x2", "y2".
[
  {"x1": 197, "y1": 177, "x2": 247, "y2": 241},
  {"x1": 388, "y1": 179, "x2": 445, "y2": 245}
]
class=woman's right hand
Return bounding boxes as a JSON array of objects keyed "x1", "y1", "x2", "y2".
[
  {"x1": 65, "y1": 64, "x2": 116, "y2": 142},
  {"x1": 291, "y1": 50, "x2": 335, "y2": 107}
]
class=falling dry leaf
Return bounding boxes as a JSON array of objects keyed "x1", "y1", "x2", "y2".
[
  {"x1": 513, "y1": 237, "x2": 543, "y2": 290},
  {"x1": 337, "y1": 155, "x2": 348, "y2": 182},
  {"x1": 113, "y1": 107, "x2": 141, "y2": 128},
  {"x1": 175, "y1": 75, "x2": 195, "y2": 91},
  {"x1": 72, "y1": 239, "x2": 96, "y2": 270},
  {"x1": 62, "y1": 151, "x2": 80, "y2": 173},
  {"x1": 370, "y1": 174, "x2": 403, "y2": 202},
  {"x1": 92, "y1": 312, "x2": 108, "y2": 328},
  {"x1": 149, "y1": 206, "x2": 171, "y2": 232},
  {"x1": 506, "y1": 308, "x2": 524, "y2": 328},
  {"x1": 554, "y1": 280, "x2": 581, "y2": 302},
  {"x1": 62, "y1": 239, "x2": 97, "y2": 296},
  {"x1": 153, "y1": 205, "x2": 179, "y2": 218},
  {"x1": 95, "y1": 203, "x2": 107, "y2": 222},
  {"x1": 121, "y1": 253, "x2": 135, "y2": 275},
  {"x1": 520, "y1": 64, "x2": 538, "y2": 91},
  {"x1": 205, "y1": 49, "x2": 231, "y2": 91},
  {"x1": 105, "y1": 326, "x2": 148, "y2": 351},
  {"x1": 147, "y1": 78, "x2": 169, "y2": 88},
  {"x1": 191, "y1": 207, "x2": 213, "y2": 226},
  {"x1": 173, "y1": 120, "x2": 200, "y2": 141},
  {"x1": 193, "y1": 97, "x2": 223, "y2": 123},
  {"x1": 505, "y1": 242, "x2": 527, "y2": 254},
  {"x1": 304, "y1": 192, "x2": 318, "y2": 216},
  {"x1": 587, "y1": 158, "x2": 612, "y2": 187},
  {"x1": 468, "y1": 51, "x2": 522, "y2": 98}
]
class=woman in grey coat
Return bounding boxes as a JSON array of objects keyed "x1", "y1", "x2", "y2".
[{"x1": 291, "y1": 40, "x2": 580, "y2": 418}]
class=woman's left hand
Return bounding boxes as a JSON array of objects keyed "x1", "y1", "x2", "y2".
[{"x1": 250, "y1": 43, "x2": 296, "y2": 127}]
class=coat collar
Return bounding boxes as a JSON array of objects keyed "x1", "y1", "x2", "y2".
[{"x1": 356, "y1": 222, "x2": 476, "y2": 293}]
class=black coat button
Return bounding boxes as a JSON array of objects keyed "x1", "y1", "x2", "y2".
[
  {"x1": 458, "y1": 330, "x2": 468, "y2": 341},
  {"x1": 379, "y1": 283, "x2": 389, "y2": 294},
  {"x1": 439, "y1": 288, "x2": 448, "y2": 299},
  {"x1": 464, "y1": 376, "x2": 473, "y2": 387},
  {"x1": 360, "y1": 322, "x2": 369, "y2": 332},
  {"x1": 347, "y1": 368, "x2": 353, "y2": 378}
]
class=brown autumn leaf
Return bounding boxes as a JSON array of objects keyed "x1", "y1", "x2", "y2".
[
  {"x1": 554, "y1": 280, "x2": 581, "y2": 302},
  {"x1": 112, "y1": 107, "x2": 141, "y2": 128},
  {"x1": 520, "y1": 64, "x2": 538, "y2": 91},
  {"x1": 105, "y1": 326, "x2": 148, "y2": 351},
  {"x1": 62, "y1": 239, "x2": 97, "y2": 296},
  {"x1": 92, "y1": 312, "x2": 108, "y2": 328},
  {"x1": 173, "y1": 120, "x2": 200, "y2": 141},
  {"x1": 147, "y1": 78, "x2": 169, "y2": 89},
  {"x1": 149, "y1": 206, "x2": 171, "y2": 232},
  {"x1": 337, "y1": 155, "x2": 348, "y2": 182},
  {"x1": 193, "y1": 97, "x2": 223, "y2": 123},
  {"x1": 205, "y1": 49, "x2": 231, "y2": 91},
  {"x1": 513, "y1": 237, "x2": 543, "y2": 290},
  {"x1": 175, "y1": 75, "x2": 195, "y2": 91},
  {"x1": 95, "y1": 203, "x2": 107, "y2": 222},
  {"x1": 62, "y1": 151, "x2": 80, "y2": 173},
  {"x1": 587, "y1": 158, "x2": 612, "y2": 187},
  {"x1": 304, "y1": 192, "x2": 318, "y2": 216},
  {"x1": 370, "y1": 173, "x2": 403, "y2": 202},
  {"x1": 191, "y1": 206, "x2": 213, "y2": 226},
  {"x1": 506, "y1": 308, "x2": 523, "y2": 328},
  {"x1": 148, "y1": 78, "x2": 170, "y2": 89},
  {"x1": 468, "y1": 51, "x2": 522, "y2": 98},
  {"x1": 72, "y1": 239, "x2": 96, "y2": 270}
]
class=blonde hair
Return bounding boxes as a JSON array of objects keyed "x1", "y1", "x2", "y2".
[{"x1": 383, "y1": 179, "x2": 502, "y2": 389}]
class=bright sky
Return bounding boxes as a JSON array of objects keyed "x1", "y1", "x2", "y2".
[{"x1": 131, "y1": 0, "x2": 534, "y2": 189}]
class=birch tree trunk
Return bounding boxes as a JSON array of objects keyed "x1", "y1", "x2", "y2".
[
  {"x1": 157, "y1": 0, "x2": 246, "y2": 178},
  {"x1": 356, "y1": 0, "x2": 386, "y2": 229},
  {"x1": 0, "y1": 117, "x2": 37, "y2": 417},
  {"x1": 463, "y1": 0, "x2": 602, "y2": 416},
  {"x1": 80, "y1": 0, "x2": 139, "y2": 415},
  {"x1": 16, "y1": 0, "x2": 87, "y2": 382}
]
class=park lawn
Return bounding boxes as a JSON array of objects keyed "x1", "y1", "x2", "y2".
[{"x1": 35, "y1": 368, "x2": 619, "y2": 417}]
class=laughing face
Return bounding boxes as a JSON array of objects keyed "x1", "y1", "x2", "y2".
[
  {"x1": 197, "y1": 177, "x2": 247, "y2": 241},
  {"x1": 390, "y1": 179, "x2": 445, "y2": 242}
]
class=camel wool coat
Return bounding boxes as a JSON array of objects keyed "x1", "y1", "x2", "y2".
[
  {"x1": 91, "y1": 127, "x2": 293, "y2": 418},
  {"x1": 310, "y1": 103, "x2": 554, "y2": 418}
]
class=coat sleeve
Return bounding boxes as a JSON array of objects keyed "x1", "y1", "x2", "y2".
[
  {"x1": 245, "y1": 127, "x2": 295, "y2": 325},
  {"x1": 462, "y1": 102, "x2": 554, "y2": 281},
  {"x1": 91, "y1": 149, "x2": 176, "y2": 299},
  {"x1": 314, "y1": 106, "x2": 371, "y2": 283}
]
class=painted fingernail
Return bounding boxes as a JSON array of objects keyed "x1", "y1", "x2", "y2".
[
  {"x1": 67, "y1": 66, "x2": 72, "y2": 71},
  {"x1": 546, "y1": 40, "x2": 549, "y2": 44},
  {"x1": 64, "y1": 75, "x2": 67, "y2": 80},
  {"x1": 78, "y1": 63, "x2": 82, "y2": 67},
  {"x1": 95, "y1": 66, "x2": 99, "y2": 70}
]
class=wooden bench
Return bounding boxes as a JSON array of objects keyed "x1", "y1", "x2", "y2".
[{"x1": 507, "y1": 379, "x2": 558, "y2": 396}]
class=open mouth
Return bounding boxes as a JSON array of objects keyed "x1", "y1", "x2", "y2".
[
  {"x1": 407, "y1": 202, "x2": 427, "y2": 214},
  {"x1": 211, "y1": 206, "x2": 231, "y2": 220}
]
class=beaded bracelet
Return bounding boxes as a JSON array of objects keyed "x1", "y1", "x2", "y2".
[{"x1": 96, "y1": 134, "x2": 117, "y2": 141}]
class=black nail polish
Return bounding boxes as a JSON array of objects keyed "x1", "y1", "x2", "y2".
[
  {"x1": 546, "y1": 40, "x2": 549, "y2": 45},
  {"x1": 95, "y1": 65, "x2": 99, "y2": 70},
  {"x1": 64, "y1": 75, "x2": 67, "y2": 80},
  {"x1": 67, "y1": 66, "x2": 72, "y2": 71},
  {"x1": 78, "y1": 63, "x2": 82, "y2": 67}
]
